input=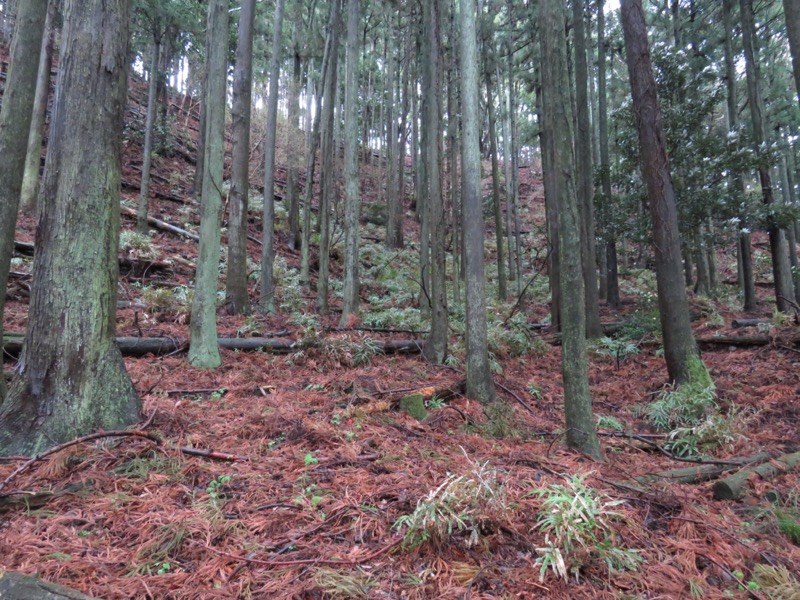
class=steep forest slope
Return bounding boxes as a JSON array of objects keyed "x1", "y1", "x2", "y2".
[{"x1": 2, "y1": 41, "x2": 800, "y2": 600}]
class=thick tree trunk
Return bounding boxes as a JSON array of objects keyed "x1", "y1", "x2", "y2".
[
  {"x1": 0, "y1": 0, "x2": 48, "y2": 404},
  {"x1": 740, "y1": 0, "x2": 794, "y2": 313},
  {"x1": 19, "y1": 3, "x2": 54, "y2": 214},
  {"x1": 188, "y1": 0, "x2": 228, "y2": 368},
  {"x1": 137, "y1": 33, "x2": 161, "y2": 235},
  {"x1": 539, "y1": 83, "x2": 561, "y2": 331},
  {"x1": 459, "y1": 0, "x2": 494, "y2": 403},
  {"x1": 259, "y1": 0, "x2": 285, "y2": 314},
  {"x1": 572, "y1": 0, "x2": 602, "y2": 338},
  {"x1": 340, "y1": 0, "x2": 361, "y2": 327},
  {"x1": 226, "y1": 0, "x2": 256, "y2": 315},
  {"x1": 620, "y1": 0, "x2": 701, "y2": 385},
  {"x1": 541, "y1": 0, "x2": 601, "y2": 459},
  {"x1": 0, "y1": 0, "x2": 141, "y2": 456}
]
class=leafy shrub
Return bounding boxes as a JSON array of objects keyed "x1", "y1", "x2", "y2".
[
  {"x1": 643, "y1": 357, "x2": 715, "y2": 431},
  {"x1": 529, "y1": 472, "x2": 642, "y2": 582},
  {"x1": 119, "y1": 230, "x2": 158, "y2": 261},
  {"x1": 393, "y1": 455, "x2": 506, "y2": 549}
]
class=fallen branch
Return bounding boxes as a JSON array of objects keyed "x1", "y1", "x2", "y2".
[
  {"x1": 635, "y1": 452, "x2": 772, "y2": 485},
  {"x1": 731, "y1": 318, "x2": 770, "y2": 328},
  {"x1": 712, "y1": 451, "x2": 800, "y2": 500},
  {"x1": 0, "y1": 430, "x2": 162, "y2": 494},
  {"x1": 694, "y1": 334, "x2": 800, "y2": 347},
  {"x1": 178, "y1": 447, "x2": 249, "y2": 462},
  {"x1": 120, "y1": 205, "x2": 199, "y2": 241}
]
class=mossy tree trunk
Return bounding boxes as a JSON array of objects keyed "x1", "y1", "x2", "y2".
[
  {"x1": 0, "y1": 0, "x2": 141, "y2": 456},
  {"x1": 339, "y1": 0, "x2": 361, "y2": 327},
  {"x1": 226, "y1": 0, "x2": 256, "y2": 315},
  {"x1": 620, "y1": 0, "x2": 701, "y2": 385},
  {"x1": 188, "y1": 0, "x2": 228, "y2": 368},
  {"x1": 460, "y1": 0, "x2": 495, "y2": 403},
  {"x1": 0, "y1": 0, "x2": 48, "y2": 405},
  {"x1": 540, "y1": 0, "x2": 602, "y2": 459}
]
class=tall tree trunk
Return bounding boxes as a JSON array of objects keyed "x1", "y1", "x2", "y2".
[
  {"x1": 784, "y1": 0, "x2": 800, "y2": 106},
  {"x1": 192, "y1": 72, "x2": 207, "y2": 202},
  {"x1": 300, "y1": 71, "x2": 321, "y2": 287},
  {"x1": 0, "y1": 0, "x2": 141, "y2": 455},
  {"x1": 541, "y1": 0, "x2": 602, "y2": 459},
  {"x1": 423, "y1": 0, "x2": 448, "y2": 364},
  {"x1": 598, "y1": 0, "x2": 620, "y2": 308},
  {"x1": 19, "y1": 2, "x2": 54, "y2": 214},
  {"x1": 385, "y1": 9, "x2": 401, "y2": 250},
  {"x1": 226, "y1": 0, "x2": 256, "y2": 315},
  {"x1": 0, "y1": 0, "x2": 47, "y2": 404},
  {"x1": 316, "y1": 0, "x2": 342, "y2": 313},
  {"x1": 459, "y1": 0, "x2": 494, "y2": 403},
  {"x1": 188, "y1": 0, "x2": 229, "y2": 368},
  {"x1": 572, "y1": 0, "x2": 602, "y2": 337},
  {"x1": 448, "y1": 3, "x2": 461, "y2": 306},
  {"x1": 137, "y1": 30, "x2": 161, "y2": 235},
  {"x1": 485, "y1": 62, "x2": 507, "y2": 301},
  {"x1": 740, "y1": 0, "x2": 794, "y2": 313},
  {"x1": 259, "y1": 0, "x2": 285, "y2": 314},
  {"x1": 620, "y1": 0, "x2": 703, "y2": 385},
  {"x1": 286, "y1": 45, "x2": 303, "y2": 251},
  {"x1": 539, "y1": 77, "x2": 561, "y2": 331},
  {"x1": 339, "y1": 0, "x2": 361, "y2": 327}
]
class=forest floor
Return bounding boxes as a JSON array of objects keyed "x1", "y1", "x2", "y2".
[{"x1": 2, "y1": 48, "x2": 800, "y2": 600}]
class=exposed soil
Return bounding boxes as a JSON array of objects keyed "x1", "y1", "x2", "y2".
[{"x1": 2, "y1": 44, "x2": 800, "y2": 599}]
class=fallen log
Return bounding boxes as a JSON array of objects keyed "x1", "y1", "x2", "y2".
[
  {"x1": 120, "y1": 206, "x2": 199, "y2": 241},
  {"x1": 731, "y1": 318, "x2": 770, "y2": 328},
  {"x1": 636, "y1": 452, "x2": 771, "y2": 485},
  {"x1": 695, "y1": 334, "x2": 800, "y2": 347},
  {"x1": 713, "y1": 451, "x2": 800, "y2": 500},
  {"x1": 0, "y1": 570, "x2": 99, "y2": 600},
  {"x1": 3, "y1": 336, "x2": 425, "y2": 359}
]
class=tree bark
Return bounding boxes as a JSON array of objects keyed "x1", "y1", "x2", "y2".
[
  {"x1": 713, "y1": 452, "x2": 800, "y2": 500},
  {"x1": 739, "y1": 0, "x2": 794, "y2": 313},
  {"x1": 259, "y1": 0, "x2": 285, "y2": 314},
  {"x1": 459, "y1": 0, "x2": 494, "y2": 402},
  {"x1": 188, "y1": 0, "x2": 228, "y2": 368},
  {"x1": 226, "y1": 0, "x2": 256, "y2": 315},
  {"x1": 137, "y1": 31, "x2": 162, "y2": 235},
  {"x1": 783, "y1": 0, "x2": 800, "y2": 107},
  {"x1": 316, "y1": 0, "x2": 342, "y2": 313},
  {"x1": 340, "y1": 0, "x2": 361, "y2": 327},
  {"x1": 0, "y1": 0, "x2": 141, "y2": 456},
  {"x1": 423, "y1": 0, "x2": 448, "y2": 364},
  {"x1": 572, "y1": 0, "x2": 602, "y2": 337},
  {"x1": 485, "y1": 58, "x2": 507, "y2": 301},
  {"x1": 541, "y1": 0, "x2": 601, "y2": 459},
  {"x1": 0, "y1": 0, "x2": 48, "y2": 404},
  {"x1": 620, "y1": 0, "x2": 701, "y2": 385},
  {"x1": 18, "y1": 2, "x2": 54, "y2": 214}
]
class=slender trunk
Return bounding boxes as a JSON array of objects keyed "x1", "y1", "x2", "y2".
[
  {"x1": 339, "y1": 0, "x2": 361, "y2": 326},
  {"x1": 300, "y1": 72, "x2": 322, "y2": 287},
  {"x1": 188, "y1": 0, "x2": 228, "y2": 368},
  {"x1": 783, "y1": 0, "x2": 800, "y2": 105},
  {"x1": 286, "y1": 49, "x2": 303, "y2": 250},
  {"x1": 226, "y1": 0, "x2": 256, "y2": 314},
  {"x1": 459, "y1": 0, "x2": 494, "y2": 403},
  {"x1": 259, "y1": 0, "x2": 285, "y2": 314},
  {"x1": 448, "y1": 5, "x2": 461, "y2": 306},
  {"x1": 316, "y1": 0, "x2": 342, "y2": 313},
  {"x1": 0, "y1": 0, "x2": 47, "y2": 404},
  {"x1": 621, "y1": 0, "x2": 701, "y2": 385},
  {"x1": 740, "y1": 0, "x2": 793, "y2": 312},
  {"x1": 385, "y1": 9, "x2": 402, "y2": 249},
  {"x1": 539, "y1": 79, "x2": 561, "y2": 331},
  {"x1": 541, "y1": 0, "x2": 602, "y2": 459},
  {"x1": 573, "y1": 0, "x2": 602, "y2": 337},
  {"x1": 137, "y1": 34, "x2": 161, "y2": 234},
  {"x1": 19, "y1": 4, "x2": 54, "y2": 214},
  {"x1": 485, "y1": 64, "x2": 507, "y2": 301},
  {"x1": 423, "y1": 0, "x2": 448, "y2": 364},
  {"x1": 598, "y1": 0, "x2": 619, "y2": 308}
]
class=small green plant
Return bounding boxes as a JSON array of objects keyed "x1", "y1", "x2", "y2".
[
  {"x1": 596, "y1": 415, "x2": 624, "y2": 431},
  {"x1": 206, "y1": 474, "x2": 233, "y2": 501},
  {"x1": 304, "y1": 452, "x2": 319, "y2": 466},
  {"x1": 210, "y1": 388, "x2": 227, "y2": 400},
  {"x1": 589, "y1": 336, "x2": 639, "y2": 364},
  {"x1": 527, "y1": 383, "x2": 544, "y2": 400},
  {"x1": 393, "y1": 454, "x2": 506, "y2": 549},
  {"x1": 529, "y1": 471, "x2": 642, "y2": 582},
  {"x1": 665, "y1": 411, "x2": 742, "y2": 457},
  {"x1": 156, "y1": 562, "x2": 172, "y2": 575},
  {"x1": 426, "y1": 395, "x2": 445, "y2": 409}
]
